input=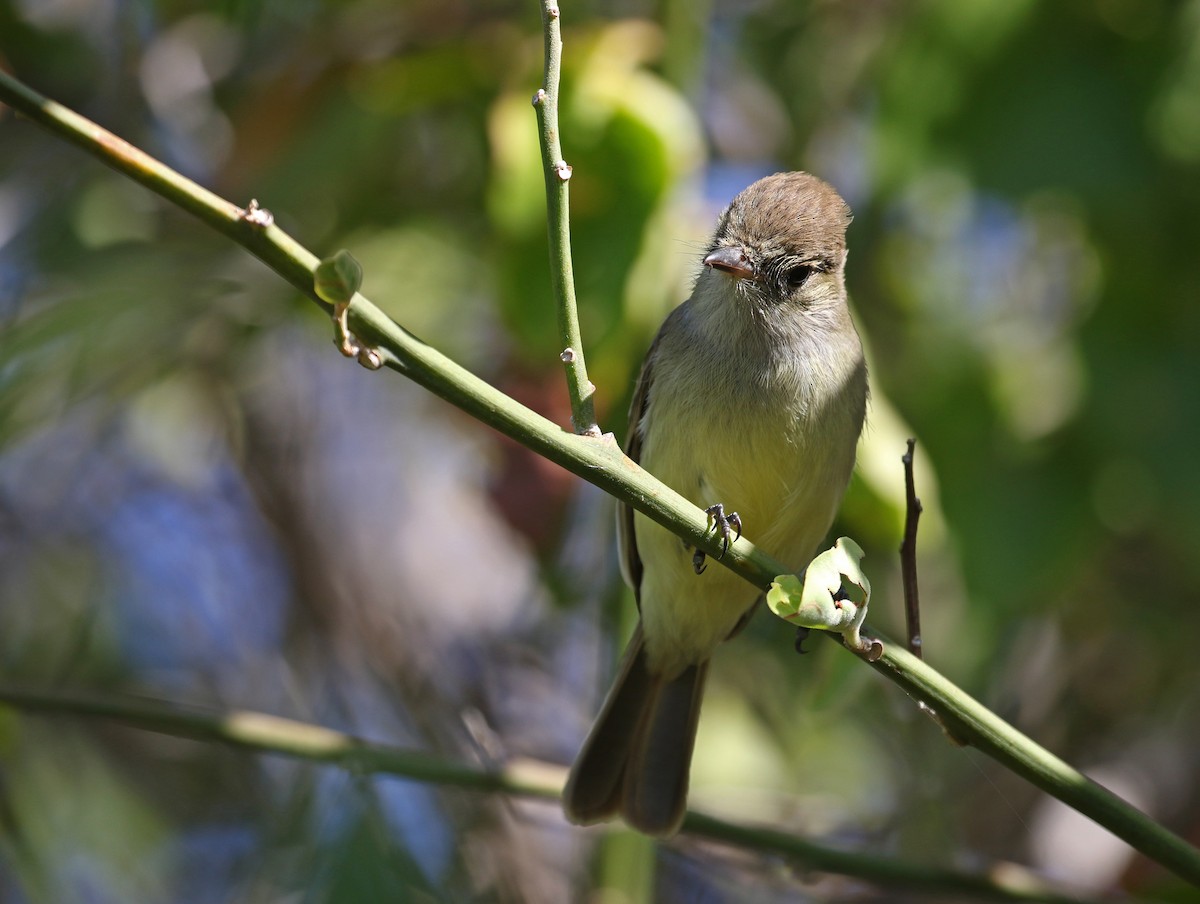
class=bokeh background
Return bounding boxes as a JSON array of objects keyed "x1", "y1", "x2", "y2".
[{"x1": 2, "y1": 0, "x2": 1200, "y2": 901}]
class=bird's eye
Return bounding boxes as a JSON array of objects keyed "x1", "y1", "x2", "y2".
[{"x1": 785, "y1": 264, "x2": 814, "y2": 288}]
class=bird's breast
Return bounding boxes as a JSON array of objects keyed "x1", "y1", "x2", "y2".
[{"x1": 630, "y1": 302, "x2": 866, "y2": 677}]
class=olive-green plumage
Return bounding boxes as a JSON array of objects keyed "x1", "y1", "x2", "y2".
[{"x1": 564, "y1": 172, "x2": 868, "y2": 837}]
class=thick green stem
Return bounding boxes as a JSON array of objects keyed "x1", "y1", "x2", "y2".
[
  {"x1": 533, "y1": 1, "x2": 598, "y2": 436},
  {"x1": 865, "y1": 643, "x2": 1200, "y2": 887},
  {"x1": 2, "y1": 68, "x2": 1199, "y2": 887}
]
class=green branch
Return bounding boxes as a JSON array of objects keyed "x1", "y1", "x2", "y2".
[
  {"x1": 1, "y1": 69, "x2": 1199, "y2": 887},
  {"x1": 0, "y1": 71, "x2": 775, "y2": 589},
  {"x1": 867, "y1": 644, "x2": 1200, "y2": 887},
  {"x1": 0, "y1": 687, "x2": 553, "y2": 799},
  {"x1": 0, "y1": 688, "x2": 1095, "y2": 903},
  {"x1": 533, "y1": 1, "x2": 598, "y2": 436}
]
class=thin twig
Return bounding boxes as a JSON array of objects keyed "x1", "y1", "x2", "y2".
[
  {"x1": 900, "y1": 438, "x2": 924, "y2": 658},
  {"x1": 898, "y1": 440, "x2": 967, "y2": 743},
  {"x1": 3, "y1": 70, "x2": 1200, "y2": 886},
  {"x1": 0, "y1": 688, "x2": 1097, "y2": 903},
  {"x1": 533, "y1": 1, "x2": 599, "y2": 436}
]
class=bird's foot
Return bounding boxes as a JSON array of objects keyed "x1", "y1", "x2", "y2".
[{"x1": 692, "y1": 503, "x2": 742, "y2": 574}]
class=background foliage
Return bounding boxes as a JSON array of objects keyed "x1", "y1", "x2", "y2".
[{"x1": 2, "y1": 0, "x2": 1199, "y2": 901}]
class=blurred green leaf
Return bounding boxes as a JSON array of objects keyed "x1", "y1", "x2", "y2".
[{"x1": 314, "y1": 250, "x2": 363, "y2": 305}]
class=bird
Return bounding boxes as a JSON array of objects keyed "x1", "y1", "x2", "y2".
[{"x1": 562, "y1": 171, "x2": 868, "y2": 837}]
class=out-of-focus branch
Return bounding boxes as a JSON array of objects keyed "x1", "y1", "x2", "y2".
[
  {"x1": 0, "y1": 687, "x2": 557, "y2": 798},
  {"x1": 901, "y1": 438, "x2": 924, "y2": 657},
  {"x1": 532, "y1": 1, "x2": 598, "y2": 436},
  {"x1": 0, "y1": 688, "x2": 1096, "y2": 903},
  {"x1": 2, "y1": 70, "x2": 1199, "y2": 887}
]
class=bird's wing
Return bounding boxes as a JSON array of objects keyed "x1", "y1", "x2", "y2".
[{"x1": 617, "y1": 311, "x2": 677, "y2": 605}]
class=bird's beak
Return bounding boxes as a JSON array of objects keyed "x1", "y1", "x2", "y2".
[{"x1": 703, "y1": 246, "x2": 757, "y2": 280}]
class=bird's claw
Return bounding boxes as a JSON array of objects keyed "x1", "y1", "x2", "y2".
[
  {"x1": 706, "y1": 503, "x2": 742, "y2": 556},
  {"x1": 692, "y1": 503, "x2": 742, "y2": 574},
  {"x1": 794, "y1": 626, "x2": 811, "y2": 654}
]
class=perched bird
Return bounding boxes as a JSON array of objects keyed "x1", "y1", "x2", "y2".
[{"x1": 563, "y1": 172, "x2": 868, "y2": 837}]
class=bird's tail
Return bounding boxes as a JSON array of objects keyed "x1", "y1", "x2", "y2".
[{"x1": 562, "y1": 622, "x2": 707, "y2": 837}]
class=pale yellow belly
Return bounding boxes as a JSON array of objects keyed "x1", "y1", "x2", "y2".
[{"x1": 634, "y1": 414, "x2": 849, "y2": 678}]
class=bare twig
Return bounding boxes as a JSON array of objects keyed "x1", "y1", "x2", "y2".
[
  {"x1": 533, "y1": 1, "x2": 599, "y2": 436},
  {"x1": 898, "y1": 440, "x2": 970, "y2": 743},
  {"x1": 900, "y1": 438, "x2": 924, "y2": 658}
]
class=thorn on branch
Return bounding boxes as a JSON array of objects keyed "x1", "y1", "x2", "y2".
[{"x1": 239, "y1": 198, "x2": 274, "y2": 228}]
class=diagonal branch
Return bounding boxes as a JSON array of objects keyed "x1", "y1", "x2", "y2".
[
  {"x1": 1, "y1": 69, "x2": 1199, "y2": 886},
  {"x1": 0, "y1": 71, "x2": 771, "y2": 593}
]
